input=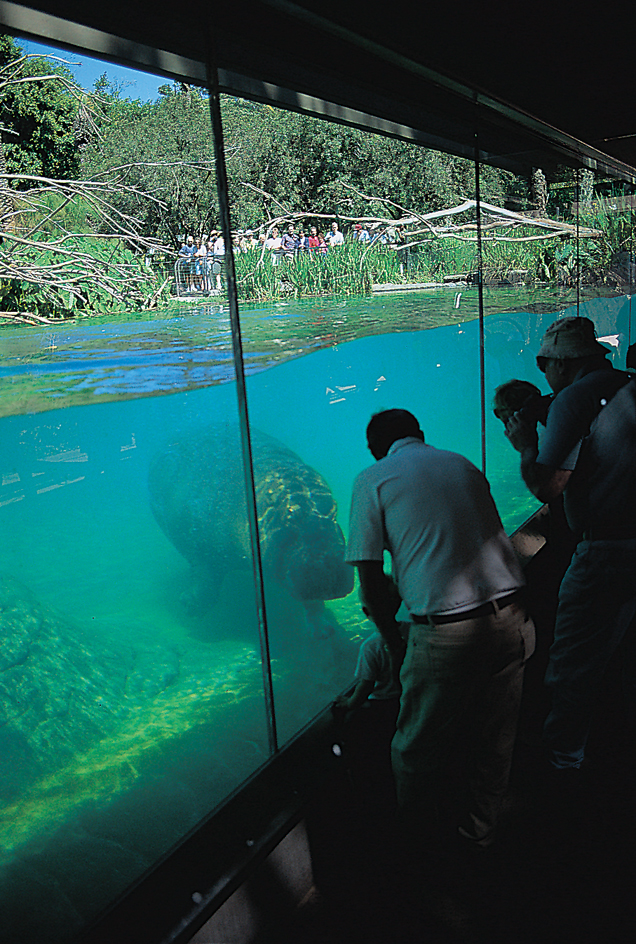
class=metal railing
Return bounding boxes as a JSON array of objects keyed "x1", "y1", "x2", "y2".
[{"x1": 174, "y1": 256, "x2": 225, "y2": 298}]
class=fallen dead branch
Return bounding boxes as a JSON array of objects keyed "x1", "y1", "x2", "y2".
[{"x1": 239, "y1": 183, "x2": 603, "y2": 248}]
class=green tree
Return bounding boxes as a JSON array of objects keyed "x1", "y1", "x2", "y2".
[
  {"x1": 0, "y1": 39, "x2": 173, "y2": 319},
  {"x1": 82, "y1": 84, "x2": 521, "y2": 244},
  {"x1": 220, "y1": 97, "x2": 517, "y2": 228},
  {"x1": 0, "y1": 35, "x2": 81, "y2": 180},
  {"x1": 81, "y1": 80, "x2": 218, "y2": 244}
]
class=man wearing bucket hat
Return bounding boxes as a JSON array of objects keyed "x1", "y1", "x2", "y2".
[{"x1": 506, "y1": 316, "x2": 636, "y2": 775}]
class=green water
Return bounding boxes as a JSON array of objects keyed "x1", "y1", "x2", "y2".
[{"x1": 0, "y1": 286, "x2": 631, "y2": 943}]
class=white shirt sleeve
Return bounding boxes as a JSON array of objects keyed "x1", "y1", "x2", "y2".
[{"x1": 345, "y1": 473, "x2": 385, "y2": 563}]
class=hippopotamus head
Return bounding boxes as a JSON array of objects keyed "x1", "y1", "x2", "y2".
[{"x1": 262, "y1": 517, "x2": 353, "y2": 601}]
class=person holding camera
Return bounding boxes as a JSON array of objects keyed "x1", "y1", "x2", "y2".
[{"x1": 506, "y1": 317, "x2": 636, "y2": 778}]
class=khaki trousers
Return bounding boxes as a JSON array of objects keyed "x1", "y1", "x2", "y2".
[{"x1": 392, "y1": 599, "x2": 535, "y2": 844}]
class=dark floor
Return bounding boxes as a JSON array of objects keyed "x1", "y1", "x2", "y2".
[{"x1": 270, "y1": 674, "x2": 636, "y2": 944}]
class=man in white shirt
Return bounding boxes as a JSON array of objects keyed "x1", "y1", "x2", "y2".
[
  {"x1": 346, "y1": 409, "x2": 535, "y2": 847},
  {"x1": 326, "y1": 221, "x2": 344, "y2": 246},
  {"x1": 264, "y1": 226, "x2": 283, "y2": 265}
]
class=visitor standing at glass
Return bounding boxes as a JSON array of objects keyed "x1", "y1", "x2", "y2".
[
  {"x1": 346, "y1": 409, "x2": 535, "y2": 850},
  {"x1": 506, "y1": 317, "x2": 636, "y2": 777}
]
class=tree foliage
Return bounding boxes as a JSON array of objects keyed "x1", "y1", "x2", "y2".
[
  {"x1": 0, "y1": 39, "x2": 172, "y2": 320},
  {"x1": 220, "y1": 98, "x2": 516, "y2": 229},
  {"x1": 3, "y1": 32, "x2": 576, "y2": 318},
  {"x1": 81, "y1": 80, "x2": 217, "y2": 244},
  {"x1": 0, "y1": 35, "x2": 82, "y2": 180},
  {"x1": 82, "y1": 87, "x2": 521, "y2": 244}
]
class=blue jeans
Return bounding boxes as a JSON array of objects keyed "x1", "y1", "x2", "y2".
[
  {"x1": 543, "y1": 538, "x2": 636, "y2": 768},
  {"x1": 392, "y1": 599, "x2": 535, "y2": 843}
]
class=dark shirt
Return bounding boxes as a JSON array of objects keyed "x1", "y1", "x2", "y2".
[
  {"x1": 537, "y1": 364, "x2": 635, "y2": 534},
  {"x1": 281, "y1": 232, "x2": 296, "y2": 252}
]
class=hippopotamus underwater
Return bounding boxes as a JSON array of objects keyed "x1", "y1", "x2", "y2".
[{"x1": 148, "y1": 426, "x2": 354, "y2": 621}]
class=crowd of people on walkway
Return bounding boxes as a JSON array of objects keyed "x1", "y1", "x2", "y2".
[
  {"x1": 175, "y1": 219, "x2": 399, "y2": 293},
  {"x1": 254, "y1": 220, "x2": 385, "y2": 263},
  {"x1": 175, "y1": 231, "x2": 226, "y2": 294}
]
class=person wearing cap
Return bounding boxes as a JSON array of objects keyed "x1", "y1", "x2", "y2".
[
  {"x1": 353, "y1": 222, "x2": 370, "y2": 243},
  {"x1": 506, "y1": 316, "x2": 636, "y2": 775},
  {"x1": 346, "y1": 409, "x2": 535, "y2": 849}
]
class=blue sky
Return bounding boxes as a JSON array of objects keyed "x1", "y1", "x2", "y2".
[{"x1": 19, "y1": 38, "x2": 166, "y2": 102}]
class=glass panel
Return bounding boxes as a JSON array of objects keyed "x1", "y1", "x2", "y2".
[
  {"x1": 0, "y1": 37, "x2": 270, "y2": 943},
  {"x1": 220, "y1": 96, "x2": 497, "y2": 742},
  {"x1": 576, "y1": 172, "x2": 636, "y2": 362},
  {"x1": 479, "y1": 162, "x2": 570, "y2": 531},
  {"x1": 481, "y1": 159, "x2": 636, "y2": 533}
]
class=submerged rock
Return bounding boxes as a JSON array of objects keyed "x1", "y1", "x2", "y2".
[
  {"x1": 0, "y1": 576, "x2": 185, "y2": 802},
  {"x1": 0, "y1": 577, "x2": 124, "y2": 792}
]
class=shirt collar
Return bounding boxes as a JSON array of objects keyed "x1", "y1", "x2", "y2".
[
  {"x1": 573, "y1": 360, "x2": 615, "y2": 383},
  {"x1": 387, "y1": 436, "x2": 424, "y2": 457}
]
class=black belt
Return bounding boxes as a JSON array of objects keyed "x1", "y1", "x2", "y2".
[
  {"x1": 411, "y1": 590, "x2": 523, "y2": 626},
  {"x1": 582, "y1": 527, "x2": 636, "y2": 542}
]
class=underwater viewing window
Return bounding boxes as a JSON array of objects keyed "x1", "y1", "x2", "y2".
[
  {"x1": 0, "y1": 25, "x2": 635, "y2": 944},
  {"x1": 0, "y1": 44, "x2": 276, "y2": 943}
]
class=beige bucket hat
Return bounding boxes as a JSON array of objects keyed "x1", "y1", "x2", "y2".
[{"x1": 536, "y1": 317, "x2": 608, "y2": 359}]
